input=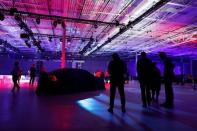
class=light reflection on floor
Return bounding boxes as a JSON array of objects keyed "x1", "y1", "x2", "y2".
[
  {"x1": 0, "y1": 80, "x2": 197, "y2": 130},
  {"x1": 77, "y1": 92, "x2": 197, "y2": 130},
  {"x1": 0, "y1": 75, "x2": 37, "y2": 89}
]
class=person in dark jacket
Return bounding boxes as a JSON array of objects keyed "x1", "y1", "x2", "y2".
[
  {"x1": 29, "y1": 64, "x2": 36, "y2": 86},
  {"x1": 150, "y1": 62, "x2": 161, "y2": 102},
  {"x1": 137, "y1": 52, "x2": 152, "y2": 107},
  {"x1": 11, "y1": 61, "x2": 21, "y2": 92},
  {"x1": 108, "y1": 53, "x2": 127, "y2": 113},
  {"x1": 159, "y1": 52, "x2": 174, "y2": 108}
]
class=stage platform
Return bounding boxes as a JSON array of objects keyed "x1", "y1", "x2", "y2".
[{"x1": 0, "y1": 81, "x2": 196, "y2": 130}]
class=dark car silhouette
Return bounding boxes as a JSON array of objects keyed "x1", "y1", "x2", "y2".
[{"x1": 36, "y1": 68, "x2": 105, "y2": 95}]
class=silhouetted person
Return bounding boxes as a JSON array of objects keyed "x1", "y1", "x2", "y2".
[
  {"x1": 11, "y1": 61, "x2": 21, "y2": 92},
  {"x1": 17, "y1": 67, "x2": 22, "y2": 84},
  {"x1": 159, "y1": 52, "x2": 174, "y2": 108},
  {"x1": 29, "y1": 64, "x2": 36, "y2": 86},
  {"x1": 108, "y1": 53, "x2": 127, "y2": 113},
  {"x1": 137, "y1": 52, "x2": 152, "y2": 107},
  {"x1": 150, "y1": 62, "x2": 161, "y2": 102},
  {"x1": 36, "y1": 63, "x2": 48, "y2": 95}
]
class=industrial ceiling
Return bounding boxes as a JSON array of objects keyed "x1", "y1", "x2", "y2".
[{"x1": 0, "y1": 0, "x2": 196, "y2": 59}]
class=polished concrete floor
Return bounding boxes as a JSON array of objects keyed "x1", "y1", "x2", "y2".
[{"x1": 0, "y1": 81, "x2": 197, "y2": 131}]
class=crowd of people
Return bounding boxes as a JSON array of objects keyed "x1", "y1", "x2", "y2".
[
  {"x1": 107, "y1": 52, "x2": 174, "y2": 113},
  {"x1": 10, "y1": 52, "x2": 175, "y2": 113},
  {"x1": 137, "y1": 52, "x2": 174, "y2": 109}
]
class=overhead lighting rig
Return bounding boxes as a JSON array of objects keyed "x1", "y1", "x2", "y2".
[
  {"x1": 53, "y1": 20, "x2": 57, "y2": 27},
  {"x1": 33, "y1": 33, "x2": 91, "y2": 41},
  {"x1": 14, "y1": 13, "x2": 44, "y2": 52},
  {"x1": 61, "y1": 21, "x2": 65, "y2": 29},
  {"x1": 9, "y1": 8, "x2": 18, "y2": 16},
  {"x1": 0, "y1": 8, "x2": 125, "y2": 27},
  {"x1": 79, "y1": 36, "x2": 95, "y2": 55},
  {"x1": 48, "y1": 36, "x2": 52, "y2": 42},
  {"x1": 52, "y1": 19, "x2": 65, "y2": 28},
  {"x1": 36, "y1": 17, "x2": 40, "y2": 24}
]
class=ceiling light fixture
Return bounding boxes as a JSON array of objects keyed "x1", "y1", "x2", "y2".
[
  {"x1": 36, "y1": 17, "x2": 40, "y2": 24},
  {"x1": 115, "y1": 20, "x2": 120, "y2": 27},
  {"x1": 53, "y1": 20, "x2": 57, "y2": 28},
  {"x1": 61, "y1": 21, "x2": 65, "y2": 29},
  {"x1": 67, "y1": 37, "x2": 71, "y2": 43},
  {"x1": 48, "y1": 36, "x2": 52, "y2": 42},
  {"x1": 57, "y1": 19, "x2": 62, "y2": 24},
  {"x1": 94, "y1": 24, "x2": 98, "y2": 29},
  {"x1": 9, "y1": 8, "x2": 18, "y2": 16}
]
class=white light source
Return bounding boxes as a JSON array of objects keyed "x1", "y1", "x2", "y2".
[{"x1": 121, "y1": 0, "x2": 160, "y2": 24}]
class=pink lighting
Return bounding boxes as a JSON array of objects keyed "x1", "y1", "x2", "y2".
[
  {"x1": 0, "y1": 75, "x2": 37, "y2": 89},
  {"x1": 0, "y1": 0, "x2": 196, "y2": 58}
]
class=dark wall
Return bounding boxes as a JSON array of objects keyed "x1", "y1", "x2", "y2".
[
  {"x1": 193, "y1": 60, "x2": 197, "y2": 77},
  {"x1": 0, "y1": 56, "x2": 194, "y2": 77},
  {"x1": 0, "y1": 57, "x2": 65, "y2": 75},
  {"x1": 83, "y1": 59, "x2": 109, "y2": 74},
  {"x1": 0, "y1": 57, "x2": 109, "y2": 75},
  {"x1": 127, "y1": 58, "x2": 192, "y2": 77}
]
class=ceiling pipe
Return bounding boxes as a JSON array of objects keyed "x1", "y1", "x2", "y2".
[
  {"x1": 0, "y1": 8, "x2": 125, "y2": 27},
  {"x1": 33, "y1": 33, "x2": 91, "y2": 41}
]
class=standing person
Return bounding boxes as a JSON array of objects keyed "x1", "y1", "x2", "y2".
[
  {"x1": 159, "y1": 52, "x2": 174, "y2": 108},
  {"x1": 36, "y1": 62, "x2": 48, "y2": 95},
  {"x1": 17, "y1": 67, "x2": 22, "y2": 84},
  {"x1": 137, "y1": 52, "x2": 152, "y2": 108},
  {"x1": 29, "y1": 64, "x2": 36, "y2": 86},
  {"x1": 150, "y1": 62, "x2": 161, "y2": 102},
  {"x1": 108, "y1": 53, "x2": 127, "y2": 113},
  {"x1": 11, "y1": 61, "x2": 21, "y2": 92}
]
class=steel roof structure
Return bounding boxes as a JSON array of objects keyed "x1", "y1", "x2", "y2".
[{"x1": 0, "y1": 0, "x2": 196, "y2": 59}]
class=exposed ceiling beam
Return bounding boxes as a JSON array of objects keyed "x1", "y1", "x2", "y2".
[
  {"x1": 0, "y1": 8, "x2": 125, "y2": 27},
  {"x1": 33, "y1": 33, "x2": 91, "y2": 40}
]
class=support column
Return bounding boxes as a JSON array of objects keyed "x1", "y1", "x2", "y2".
[
  {"x1": 61, "y1": 27, "x2": 66, "y2": 68},
  {"x1": 61, "y1": 0, "x2": 68, "y2": 68}
]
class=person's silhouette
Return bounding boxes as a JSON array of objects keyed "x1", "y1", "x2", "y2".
[
  {"x1": 108, "y1": 53, "x2": 127, "y2": 113},
  {"x1": 29, "y1": 64, "x2": 36, "y2": 86},
  {"x1": 11, "y1": 61, "x2": 21, "y2": 92},
  {"x1": 17, "y1": 67, "x2": 22, "y2": 84},
  {"x1": 150, "y1": 62, "x2": 161, "y2": 102},
  {"x1": 159, "y1": 52, "x2": 174, "y2": 108},
  {"x1": 137, "y1": 52, "x2": 152, "y2": 107}
]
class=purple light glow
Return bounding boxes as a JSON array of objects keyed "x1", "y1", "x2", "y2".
[{"x1": 0, "y1": 0, "x2": 196, "y2": 58}]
